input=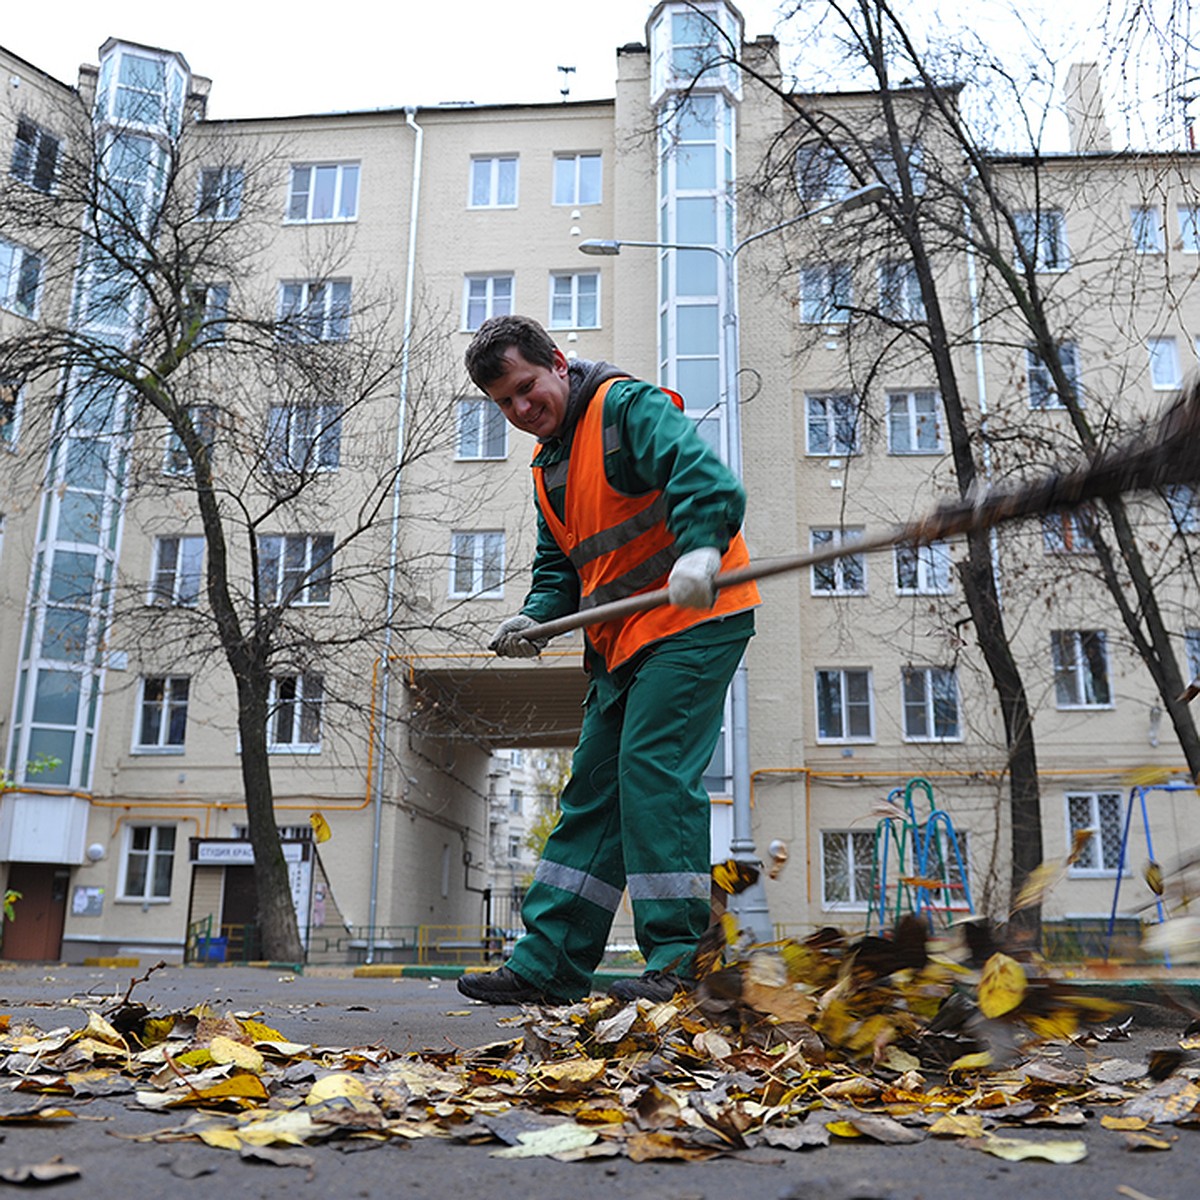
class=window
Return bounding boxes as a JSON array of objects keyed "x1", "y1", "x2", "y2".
[
  {"x1": 1166, "y1": 484, "x2": 1200, "y2": 533},
  {"x1": 1026, "y1": 342, "x2": 1080, "y2": 409},
  {"x1": 469, "y1": 156, "x2": 518, "y2": 208},
  {"x1": 121, "y1": 825, "x2": 176, "y2": 900},
  {"x1": 0, "y1": 237, "x2": 42, "y2": 319},
  {"x1": 1179, "y1": 205, "x2": 1200, "y2": 253},
  {"x1": 450, "y1": 530, "x2": 504, "y2": 598},
  {"x1": 268, "y1": 674, "x2": 324, "y2": 751},
  {"x1": 879, "y1": 261, "x2": 925, "y2": 321},
  {"x1": 1042, "y1": 509, "x2": 1096, "y2": 553},
  {"x1": 1, "y1": 378, "x2": 22, "y2": 448},
  {"x1": 1014, "y1": 209, "x2": 1069, "y2": 271},
  {"x1": 10, "y1": 117, "x2": 60, "y2": 192},
  {"x1": 509, "y1": 788, "x2": 523, "y2": 815},
  {"x1": 815, "y1": 668, "x2": 873, "y2": 742},
  {"x1": 258, "y1": 534, "x2": 334, "y2": 606},
  {"x1": 1051, "y1": 629, "x2": 1111, "y2": 708},
  {"x1": 1148, "y1": 336, "x2": 1181, "y2": 390},
  {"x1": 902, "y1": 666, "x2": 960, "y2": 741},
  {"x1": 150, "y1": 535, "x2": 204, "y2": 606},
  {"x1": 279, "y1": 280, "x2": 351, "y2": 342},
  {"x1": 811, "y1": 527, "x2": 865, "y2": 595},
  {"x1": 549, "y1": 272, "x2": 599, "y2": 329},
  {"x1": 794, "y1": 146, "x2": 851, "y2": 204},
  {"x1": 266, "y1": 403, "x2": 342, "y2": 472},
  {"x1": 464, "y1": 274, "x2": 513, "y2": 331},
  {"x1": 887, "y1": 390, "x2": 940, "y2": 453},
  {"x1": 870, "y1": 142, "x2": 925, "y2": 197},
  {"x1": 553, "y1": 153, "x2": 601, "y2": 205},
  {"x1": 456, "y1": 397, "x2": 507, "y2": 460},
  {"x1": 821, "y1": 830, "x2": 875, "y2": 908},
  {"x1": 1131, "y1": 205, "x2": 1163, "y2": 253},
  {"x1": 135, "y1": 676, "x2": 189, "y2": 750},
  {"x1": 806, "y1": 393, "x2": 859, "y2": 455},
  {"x1": 196, "y1": 166, "x2": 243, "y2": 220},
  {"x1": 186, "y1": 285, "x2": 229, "y2": 347},
  {"x1": 800, "y1": 263, "x2": 852, "y2": 323},
  {"x1": 114, "y1": 52, "x2": 169, "y2": 124},
  {"x1": 286, "y1": 163, "x2": 359, "y2": 222},
  {"x1": 163, "y1": 405, "x2": 218, "y2": 476},
  {"x1": 1066, "y1": 791, "x2": 1124, "y2": 874},
  {"x1": 1186, "y1": 628, "x2": 1200, "y2": 681},
  {"x1": 895, "y1": 541, "x2": 951, "y2": 594}
]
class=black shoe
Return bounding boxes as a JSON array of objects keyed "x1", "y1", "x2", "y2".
[
  {"x1": 608, "y1": 970, "x2": 692, "y2": 1003},
  {"x1": 457, "y1": 965, "x2": 561, "y2": 1006}
]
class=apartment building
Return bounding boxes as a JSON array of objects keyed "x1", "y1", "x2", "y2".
[{"x1": 1, "y1": 2, "x2": 1198, "y2": 964}]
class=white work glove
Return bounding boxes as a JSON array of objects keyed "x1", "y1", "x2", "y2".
[
  {"x1": 667, "y1": 547, "x2": 722, "y2": 610},
  {"x1": 488, "y1": 614, "x2": 548, "y2": 658}
]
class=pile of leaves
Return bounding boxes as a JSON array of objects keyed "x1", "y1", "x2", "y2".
[{"x1": 1, "y1": 922, "x2": 1198, "y2": 1170}]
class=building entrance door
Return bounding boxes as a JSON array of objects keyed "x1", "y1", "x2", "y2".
[
  {"x1": 2, "y1": 864, "x2": 69, "y2": 961},
  {"x1": 220, "y1": 865, "x2": 260, "y2": 961}
]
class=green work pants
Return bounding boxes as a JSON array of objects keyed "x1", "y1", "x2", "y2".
[{"x1": 507, "y1": 629, "x2": 749, "y2": 1000}]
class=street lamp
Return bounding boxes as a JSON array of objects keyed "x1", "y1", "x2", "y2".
[{"x1": 579, "y1": 181, "x2": 885, "y2": 940}]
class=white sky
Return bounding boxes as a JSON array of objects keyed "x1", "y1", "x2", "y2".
[{"x1": 4, "y1": 0, "x2": 1107, "y2": 122}]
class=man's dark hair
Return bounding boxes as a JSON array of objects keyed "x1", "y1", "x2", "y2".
[{"x1": 464, "y1": 315, "x2": 558, "y2": 389}]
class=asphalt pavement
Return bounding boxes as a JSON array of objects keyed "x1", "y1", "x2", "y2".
[{"x1": 0, "y1": 962, "x2": 1196, "y2": 1200}]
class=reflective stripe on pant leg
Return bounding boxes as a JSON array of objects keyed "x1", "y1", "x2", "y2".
[
  {"x1": 618, "y1": 632, "x2": 749, "y2": 975},
  {"x1": 506, "y1": 692, "x2": 625, "y2": 998}
]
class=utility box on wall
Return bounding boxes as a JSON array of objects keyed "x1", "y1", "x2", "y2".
[{"x1": 0, "y1": 794, "x2": 90, "y2": 864}]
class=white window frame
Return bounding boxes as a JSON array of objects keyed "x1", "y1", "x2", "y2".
[
  {"x1": 1131, "y1": 205, "x2": 1164, "y2": 254},
  {"x1": 266, "y1": 403, "x2": 342, "y2": 473},
  {"x1": 10, "y1": 116, "x2": 60, "y2": 193},
  {"x1": 456, "y1": 397, "x2": 508, "y2": 460},
  {"x1": 163, "y1": 405, "x2": 218, "y2": 477},
  {"x1": 1, "y1": 377, "x2": 23, "y2": 449},
  {"x1": 548, "y1": 272, "x2": 599, "y2": 329},
  {"x1": 286, "y1": 163, "x2": 360, "y2": 223},
  {"x1": 810, "y1": 527, "x2": 866, "y2": 595},
  {"x1": 1014, "y1": 208, "x2": 1070, "y2": 271},
  {"x1": 887, "y1": 390, "x2": 940, "y2": 453},
  {"x1": 805, "y1": 392, "x2": 860, "y2": 456},
  {"x1": 794, "y1": 146, "x2": 852, "y2": 205},
  {"x1": 258, "y1": 533, "x2": 334, "y2": 606},
  {"x1": 267, "y1": 673, "x2": 324, "y2": 752},
  {"x1": 800, "y1": 263, "x2": 852, "y2": 324},
  {"x1": 1148, "y1": 336, "x2": 1181, "y2": 390},
  {"x1": 469, "y1": 156, "x2": 518, "y2": 209},
  {"x1": 1042, "y1": 509, "x2": 1096, "y2": 554},
  {"x1": 118, "y1": 824, "x2": 176, "y2": 901},
  {"x1": 133, "y1": 675, "x2": 189, "y2": 752},
  {"x1": 894, "y1": 541, "x2": 951, "y2": 594},
  {"x1": 0, "y1": 236, "x2": 42, "y2": 320},
  {"x1": 902, "y1": 666, "x2": 961, "y2": 742},
  {"x1": 449, "y1": 530, "x2": 505, "y2": 599},
  {"x1": 1026, "y1": 341, "x2": 1080, "y2": 410},
  {"x1": 1051, "y1": 629, "x2": 1112, "y2": 709},
  {"x1": 878, "y1": 260, "x2": 925, "y2": 321},
  {"x1": 278, "y1": 280, "x2": 351, "y2": 342},
  {"x1": 553, "y1": 152, "x2": 602, "y2": 206},
  {"x1": 1179, "y1": 205, "x2": 1200, "y2": 254},
  {"x1": 149, "y1": 535, "x2": 204, "y2": 607},
  {"x1": 509, "y1": 788, "x2": 523, "y2": 815},
  {"x1": 463, "y1": 274, "x2": 513, "y2": 332},
  {"x1": 196, "y1": 166, "x2": 243, "y2": 220},
  {"x1": 1065, "y1": 791, "x2": 1126, "y2": 876},
  {"x1": 815, "y1": 667, "x2": 874, "y2": 743},
  {"x1": 820, "y1": 829, "x2": 876, "y2": 910}
]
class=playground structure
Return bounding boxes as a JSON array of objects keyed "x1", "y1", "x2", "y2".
[{"x1": 866, "y1": 777, "x2": 974, "y2": 933}]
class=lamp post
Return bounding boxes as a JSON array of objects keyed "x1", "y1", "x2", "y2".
[{"x1": 579, "y1": 181, "x2": 886, "y2": 941}]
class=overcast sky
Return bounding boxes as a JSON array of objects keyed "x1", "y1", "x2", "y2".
[{"x1": 3, "y1": 0, "x2": 1112, "y2": 122}]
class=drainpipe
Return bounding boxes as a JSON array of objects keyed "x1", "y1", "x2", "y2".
[{"x1": 366, "y1": 106, "x2": 423, "y2": 962}]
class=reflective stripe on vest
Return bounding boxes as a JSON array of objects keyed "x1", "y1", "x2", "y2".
[
  {"x1": 533, "y1": 859, "x2": 623, "y2": 913},
  {"x1": 627, "y1": 871, "x2": 711, "y2": 902},
  {"x1": 532, "y1": 379, "x2": 760, "y2": 669}
]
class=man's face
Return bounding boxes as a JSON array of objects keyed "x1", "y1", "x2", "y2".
[{"x1": 483, "y1": 346, "x2": 570, "y2": 440}]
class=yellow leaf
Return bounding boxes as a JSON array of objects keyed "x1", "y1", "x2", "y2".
[
  {"x1": 79, "y1": 1011, "x2": 127, "y2": 1049},
  {"x1": 1012, "y1": 862, "x2": 1066, "y2": 912},
  {"x1": 1102, "y1": 1116, "x2": 1149, "y2": 1131},
  {"x1": 711, "y1": 859, "x2": 759, "y2": 896},
  {"x1": 209, "y1": 1035, "x2": 264, "y2": 1074},
  {"x1": 532, "y1": 1059, "x2": 607, "y2": 1089},
  {"x1": 975, "y1": 1135, "x2": 1087, "y2": 1163},
  {"x1": 240, "y1": 1019, "x2": 288, "y2": 1044},
  {"x1": 880, "y1": 1046, "x2": 921, "y2": 1074},
  {"x1": 174, "y1": 1048, "x2": 214, "y2": 1069},
  {"x1": 825, "y1": 1120, "x2": 863, "y2": 1138},
  {"x1": 930, "y1": 1114, "x2": 985, "y2": 1138},
  {"x1": 948, "y1": 1051, "x2": 994, "y2": 1073},
  {"x1": 491, "y1": 1124, "x2": 598, "y2": 1159},
  {"x1": 309, "y1": 812, "x2": 332, "y2": 843},
  {"x1": 306, "y1": 1073, "x2": 368, "y2": 1105},
  {"x1": 1144, "y1": 861, "x2": 1164, "y2": 896},
  {"x1": 193, "y1": 1075, "x2": 269, "y2": 1104},
  {"x1": 198, "y1": 1126, "x2": 244, "y2": 1150},
  {"x1": 140, "y1": 1017, "x2": 176, "y2": 1047},
  {"x1": 978, "y1": 953, "x2": 1026, "y2": 1019},
  {"x1": 1124, "y1": 1131, "x2": 1174, "y2": 1151}
]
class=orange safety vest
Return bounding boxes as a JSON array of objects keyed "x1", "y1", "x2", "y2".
[{"x1": 532, "y1": 379, "x2": 760, "y2": 670}]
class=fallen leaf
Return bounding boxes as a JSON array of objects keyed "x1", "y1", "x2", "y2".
[
  {"x1": 490, "y1": 1123, "x2": 598, "y2": 1159},
  {"x1": 973, "y1": 1135, "x2": 1087, "y2": 1163},
  {"x1": 846, "y1": 1113, "x2": 924, "y2": 1144},
  {"x1": 1102, "y1": 1116, "x2": 1149, "y2": 1131},
  {"x1": 978, "y1": 953, "x2": 1027, "y2": 1019},
  {"x1": 308, "y1": 812, "x2": 332, "y2": 843},
  {"x1": 0, "y1": 1158, "x2": 82, "y2": 1184},
  {"x1": 1124, "y1": 1131, "x2": 1174, "y2": 1151},
  {"x1": 929, "y1": 1114, "x2": 986, "y2": 1138}
]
